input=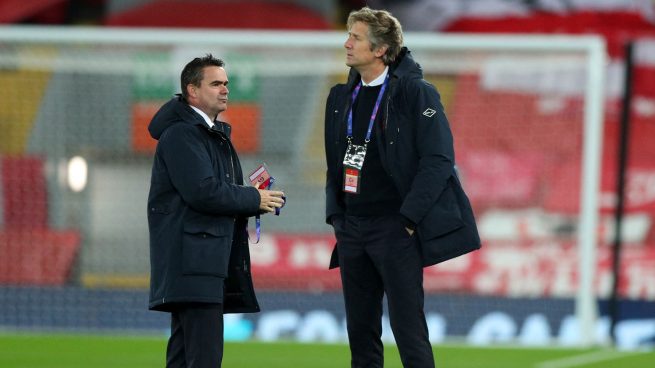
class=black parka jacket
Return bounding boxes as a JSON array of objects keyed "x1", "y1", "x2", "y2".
[
  {"x1": 325, "y1": 48, "x2": 481, "y2": 268},
  {"x1": 147, "y1": 96, "x2": 261, "y2": 313}
]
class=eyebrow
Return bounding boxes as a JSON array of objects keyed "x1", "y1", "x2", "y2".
[{"x1": 209, "y1": 79, "x2": 228, "y2": 86}]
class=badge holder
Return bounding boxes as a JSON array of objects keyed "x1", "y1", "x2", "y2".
[{"x1": 342, "y1": 139, "x2": 367, "y2": 194}]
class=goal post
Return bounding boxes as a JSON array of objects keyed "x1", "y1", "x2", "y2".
[{"x1": 0, "y1": 26, "x2": 606, "y2": 346}]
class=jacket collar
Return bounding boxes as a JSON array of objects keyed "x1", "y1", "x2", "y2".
[
  {"x1": 208, "y1": 119, "x2": 232, "y2": 138},
  {"x1": 148, "y1": 95, "x2": 232, "y2": 140}
]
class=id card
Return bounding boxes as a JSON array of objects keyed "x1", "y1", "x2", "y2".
[
  {"x1": 342, "y1": 142, "x2": 367, "y2": 194},
  {"x1": 249, "y1": 163, "x2": 284, "y2": 216},
  {"x1": 249, "y1": 164, "x2": 272, "y2": 189},
  {"x1": 343, "y1": 167, "x2": 361, "y2": 194}
]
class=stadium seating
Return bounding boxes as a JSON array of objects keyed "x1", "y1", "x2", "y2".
[
  {"x1": 0, "y1": 0, "x2": 68, "y2": 24},
  {"x1": 105, "y1": 0, "x2": 332, "y2": 30},
  {"x1": 0, "y1": 228, "x2": 80, "y2": 285},
  {"x1": 0, "y1": 156, "x2": 80, "y2": 285}
]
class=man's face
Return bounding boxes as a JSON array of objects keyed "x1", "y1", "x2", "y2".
[
  {"x1": 344, "y1": 21, "x2": 383, "y2": 70},
  {"x1": 188, "y1": 66, "x2": 229, "y2": 119}
]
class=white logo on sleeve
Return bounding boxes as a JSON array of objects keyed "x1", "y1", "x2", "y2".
[{"x1": 422, "y1": 108, "x2": 436, "y2": 117}]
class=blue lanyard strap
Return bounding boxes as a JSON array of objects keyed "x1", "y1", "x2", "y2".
[
  {"x1": 347, "y1": 75, "x2": 389, "y2": 143},
  {"x1": 254, "y1": 176, "x2": 286, "y2": 244},
  {"x1": 253, "y1": 176, "x2": 273, "y2": 244}
]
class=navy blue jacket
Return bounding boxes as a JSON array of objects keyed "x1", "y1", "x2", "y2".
[
  {"x1": 147, "y1": 96, "x2": 261, "y2": 313},
  {"x1": 325, "y1": 48, "x2": 481, "y2": 267}
]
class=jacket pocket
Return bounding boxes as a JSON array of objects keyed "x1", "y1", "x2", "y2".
[
  {"x1": 181, "y1": 222, "x2": 231, "y2": 277},
  {"x1": 418, "y1": 179, "x2": 465, "y2": 240}
]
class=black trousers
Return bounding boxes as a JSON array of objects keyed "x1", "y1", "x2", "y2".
[
  {"x1": 334, "y1": 214, "x2": 435, "y2": 368},
  {"x1": 166, "y1": 303, "x2": 224, "y2": 368}
]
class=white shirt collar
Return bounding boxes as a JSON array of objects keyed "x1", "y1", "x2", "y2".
[
  {"x1": 189, "y1": 105, "x2": 214, "y2": 128},
  {"x1": 362, "y1": 66, "x2": 389, "y2": 87}
]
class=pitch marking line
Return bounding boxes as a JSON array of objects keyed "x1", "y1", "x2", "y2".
[{"x1": 534, "y1": 349, "x2": 642, "y2": 368}]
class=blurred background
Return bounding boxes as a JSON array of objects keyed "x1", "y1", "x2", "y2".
[{"x1": 0, "y1": 0, "x2": 654, "y2": 353}]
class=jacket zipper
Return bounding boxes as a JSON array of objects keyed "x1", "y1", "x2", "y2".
[
  {"x1": 214, "y1": 127, "x2": 236, "y2": 185},
  {"x1": 226, "y1": 140, "x2": 236, "y2": 185},
  {"x1": 384, "y1": 94, "x2": 390, "y2": 131}
]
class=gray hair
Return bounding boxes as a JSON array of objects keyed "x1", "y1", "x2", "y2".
[{"x1": 347, "y1": 7, "x2": 403, "y2": 65}]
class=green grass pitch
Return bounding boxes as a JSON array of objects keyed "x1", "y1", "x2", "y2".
[{"x1": 0, "y1": 333, "x2": 652, "y2": 367}]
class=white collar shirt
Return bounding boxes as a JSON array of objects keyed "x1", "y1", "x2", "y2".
[
  {"x1": 190, "y1": 105, "x2": 215, "y2": 129},
  {"x1": 362, "y1": 66, "x2": 389, "y2": 87}
]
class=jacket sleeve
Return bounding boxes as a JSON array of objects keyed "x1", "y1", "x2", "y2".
[
  {"x1": 159, "y1": 123, "x2": 261, "y2": 216},
  {"x1": 324, "y1": 87, "x2": 345, "y2": 224},
  {"x1": 399, "y1": 78, "x2": 456, "y2": 225}
]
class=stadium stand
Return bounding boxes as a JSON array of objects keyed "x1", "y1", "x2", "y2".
[
  {"x1": 104, "y1": 0, "x2": 332, "y2": 30},
  {"x1": 0, "y1": 0, "x2": 69, "y2": 24},
  {"x1": 0, "y1": 156, "x2": 80, "y2": 285},
  {"x1": 442, "y1": 8, "x2": 655, "y2": 249}
]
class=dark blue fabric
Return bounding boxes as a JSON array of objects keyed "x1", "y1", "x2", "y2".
[
  {"x1": 147, "y1": 96, "x2": 261, "y2": 312},
  {"x1": 335, "y1": 215, "x2": 435, "y2": 367},
  {"x1": 166, "y1": 303, "x2": 224, "y2": 368},
  {"x1": 325, "y1": 48, "x2": 481, "y2": 268}
]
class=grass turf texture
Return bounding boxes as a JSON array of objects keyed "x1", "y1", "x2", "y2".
[{"x1": 0, "y1": 334, "x2": 652, "y2": 367}]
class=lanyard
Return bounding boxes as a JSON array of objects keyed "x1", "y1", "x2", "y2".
[
  {"x1": 253, "y1": 175, "x2": 275, "y2": 244},
  {"x1": 253, "y1": 176, "x2": 286, "y2": 244},
  {"x1": 346, "y1": 75, "x2": 389, "y2": 144}
]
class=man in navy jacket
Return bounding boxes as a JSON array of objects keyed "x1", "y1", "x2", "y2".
[
  {"x1": 147, "y1": 54, "x2": 285, "y2": 368},
  {"x1": 324, "y1": 7, "x2": 480, "y2": 367}
]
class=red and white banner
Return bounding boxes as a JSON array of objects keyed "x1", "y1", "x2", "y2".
[{"x1": 250, "y1": 233, "x2": 655, "y2": 300}]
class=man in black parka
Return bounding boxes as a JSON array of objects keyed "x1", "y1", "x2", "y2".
[
  {"x1": 324, "y1": 8, "x2": 481, "y2": 368},
  {"x1": 147, "y1": 54, "x2": 285, "y2": 368}
]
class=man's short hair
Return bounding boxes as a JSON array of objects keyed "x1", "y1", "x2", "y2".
[
  {"x1": 180, "y1": 54, "x2": 225, "y2": 99},
  {"x1": 347, "y1": 7, "x2": 403, "y2": 65}
]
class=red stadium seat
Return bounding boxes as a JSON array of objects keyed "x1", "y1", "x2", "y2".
[
  {"x1": 457, "y1": 150, "x2": 546, "y2": 211},
  {"x1": 105, "y1": 0, "x2": 332, "y2": 30},
  {"x1": 1, "y1": 155, "x2": 81, "y2": 285},
  {"x1": 542, "y1": 154, "x2": 655, "y2": 215},
  {"x1": 443, "y1": 10, "x2": 655, "y2": 58},
  {"x1": 0, "y1": 229, "x2": 80, "y2": 285},
  {"x1": 2, "y1": 155, "x2": 48, "y2": 228},
  {"x1": 0, "y1": 0, "x2": 68, "y2": 24}
]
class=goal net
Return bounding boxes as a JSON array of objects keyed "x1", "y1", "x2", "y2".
[{"x1": 2, "y1": 26, "x2": 640, "y2": 348}]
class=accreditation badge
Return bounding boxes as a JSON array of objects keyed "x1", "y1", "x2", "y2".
[
  {"x1": 342, "y1": 142, "x2": 367, "y2": 194},
  {"x1": 248, "y1": 164, "x2": 272, "y2": 189},
  {"x1": 343, "y1": 167, "x2": 361, "y2": 194}
]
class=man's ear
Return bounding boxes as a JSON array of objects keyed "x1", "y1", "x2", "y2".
[
  {"x1": 375, "y1": 45, "x2": 388, "y2": 58},
  {"x1": 186, "y1": 84, "x2": 196, "y2": 98}
]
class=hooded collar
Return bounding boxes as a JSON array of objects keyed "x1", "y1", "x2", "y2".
[{"x1": 148, "y1": 95, "x2": 232, "y2": 140}]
